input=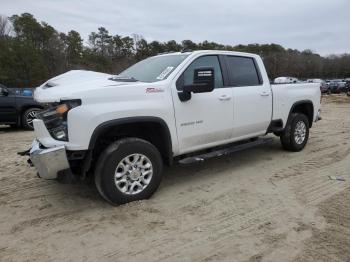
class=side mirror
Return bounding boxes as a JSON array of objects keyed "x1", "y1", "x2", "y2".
[
  {"x1": 183, "y1": 67, "x2": 215, "y2": 93},
  {"x1": 178, "y1": 67, "x2": 215, "y2": 102},
  {"x1": 0, "y1": 87, "x2": 9, "y2": 96}
]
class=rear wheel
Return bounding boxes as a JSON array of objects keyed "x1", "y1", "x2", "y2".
[
  {"x1": 280, "y1": 113, "x2": 309, "y2": 152},
  {"x1": 22, "y1": 108, "x2": 40, "y2": 130},
  {"x1": 94, "y1": 138, "x2": 163, "y2": 205}
]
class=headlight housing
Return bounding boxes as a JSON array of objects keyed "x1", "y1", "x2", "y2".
[{"x1": 36, "y1": 100, "x2": 81, "y2": 141}]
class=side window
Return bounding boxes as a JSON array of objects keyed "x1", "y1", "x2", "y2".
[
  {"x1": 177, "y1": 55, "x2": 224, "y2": 90},
  {"x1": 226, "y1": 56, "x2": 261, "y2": 87}
]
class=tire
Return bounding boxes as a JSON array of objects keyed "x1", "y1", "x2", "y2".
[
  {"x1": 22, "y1": 108, "x2": 40, "y2": 130},
  {"x1": 94, "y1": 138, "x2": 163, "y2": 205},
  {"x1": 280, "y1": 113, "x2": 309, "y2": 152}
]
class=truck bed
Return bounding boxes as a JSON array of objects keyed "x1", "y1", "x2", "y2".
[{"x1": 271, "y1": 82, "x2": 321, "y2": 127}]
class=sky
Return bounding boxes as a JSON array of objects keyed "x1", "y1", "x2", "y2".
[{"x1": 1, "y1": 0, "x2": 350, "y2": 56}]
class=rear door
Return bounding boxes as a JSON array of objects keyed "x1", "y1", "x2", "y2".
[
  {"x1": 224, "y1": 55, "x2": 272, "y2": 139},
  {"x1": 0, "y1": 86, "x2": 17, "y2": 123},
  {"x1": 171, "y1": 55, "x2": 234, "y2": 154}
]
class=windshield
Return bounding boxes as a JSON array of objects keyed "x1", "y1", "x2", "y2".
[{"x1": 115, "y1": 54, "x2": 189, "y2": 83}]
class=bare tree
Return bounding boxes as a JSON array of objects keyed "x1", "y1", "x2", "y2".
[{"x1": 0, "y1": 15, "x2": 11, "y2": 37}]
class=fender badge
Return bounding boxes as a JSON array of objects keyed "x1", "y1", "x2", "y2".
[{"x1": 146, "y1": 88, "x2": 164, "y2": 93}]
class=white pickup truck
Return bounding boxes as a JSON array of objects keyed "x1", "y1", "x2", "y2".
[{"x1": 27, "y1": 50, "x2": 321, "y2": 204}]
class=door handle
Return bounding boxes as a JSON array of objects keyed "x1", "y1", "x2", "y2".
[
  {"x1": 260, "y1": 91, "x2": 270, "y2": 97},
  {"x1": 218, "y1": 95, "x2": 231, "y2": 101}
]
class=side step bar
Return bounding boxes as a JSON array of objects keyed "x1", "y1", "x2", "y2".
[{"x1": 178, "y1": 137, "x2": 273, "y2": 165}]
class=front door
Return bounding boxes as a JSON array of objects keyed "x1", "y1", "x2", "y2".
[{"x1": 171, "y1": 55, "x2": 234, "y2": 154}]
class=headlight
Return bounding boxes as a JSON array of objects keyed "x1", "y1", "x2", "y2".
[{"x1": 37, "y1": 100, "x2": 81, "y2": 141}]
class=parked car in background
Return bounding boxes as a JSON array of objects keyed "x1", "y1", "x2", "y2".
[
  {"x1": 335, "y1": 79, "x2": 347, "y2": 92},
  {"x1": 307, "y1": 78, "x2": 323, "y2": 83},
  {"x1": 320, "y1": 81, "x2": 330, "y2": 94},
  {"x1": 328, "y1": 80, "x2": 342, "y2": 94},
  {"x1": 345, "y1": 79, "x2": 350, "y2": 92},
  {"x1": 0, "y1": 84, "x2": 43, "y2": 129},
  {"x1": 307, "y1": 79, "x2": 329, "y2": 94},
  {"x1": 274, "y1": 76, "x2": 299, "y2": 84}
]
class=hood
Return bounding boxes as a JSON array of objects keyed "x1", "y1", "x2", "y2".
[{"x1": 34, "y1": 70, "x2": 138, "y2": 103}]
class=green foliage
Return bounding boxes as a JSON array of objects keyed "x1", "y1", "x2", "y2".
[
  {"x1": 0, "y1": 13, "x2": 349, "y2": 87},
  {"x1": 62, "y1": 30, "x2": 83, "y2": 68},
  {"x1": 182, "y1": 40, "x2": 198, "y2": 51},
  {"x1": 164, "y1": 40, "x2": 182, "y2": 52},
  {"x1": 1, "y1": 13, "x2": 65, "y2": 86},
  {"x1": 0, "y1": 38, "x2": 48, "y2": 86}
]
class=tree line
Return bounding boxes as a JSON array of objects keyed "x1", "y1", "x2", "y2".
[{"x1": 0, "y1": 13, "x2": 349, "y2": 87}]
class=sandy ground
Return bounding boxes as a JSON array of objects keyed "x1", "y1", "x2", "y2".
[{"x1": 0, "y1": 94, "x2": 350, "y2": 262}]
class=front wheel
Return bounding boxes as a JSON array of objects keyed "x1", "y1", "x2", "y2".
[
  {"x1": 94, "y1": 138, "x2": 163, "y2": 205},
  {"x1": 280, "y1": 113, "x2": 309, "y2": 152}
]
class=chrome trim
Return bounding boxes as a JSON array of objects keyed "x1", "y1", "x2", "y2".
[
  {"x1": 30, "y1": 140, "x2": 70, "y2": 179},
  {"x1": 114, "y1": 153, "x2": 153, "y2": 195},
  {"x1": 294, "y1": 121, "x2": 307, "y2": 144}
]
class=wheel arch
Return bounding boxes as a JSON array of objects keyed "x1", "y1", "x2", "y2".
[
  {"x1": 88, "y1": 117, "x2": 173, "y2": 166},
  {"x1": 288, "y1": 100, "x2": 314, "y2": 128},
  {"x1": 20, "y1": 104, "x2": 44, "y2": 114}
]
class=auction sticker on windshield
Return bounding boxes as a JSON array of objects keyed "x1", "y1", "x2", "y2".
[{"x1": 156, "y1": 67, "x2": 174, "y2": 80}]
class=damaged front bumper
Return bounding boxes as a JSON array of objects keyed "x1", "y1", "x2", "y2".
[{"x1": 29, "y1": 139, "x2": 70, "y2": 179}]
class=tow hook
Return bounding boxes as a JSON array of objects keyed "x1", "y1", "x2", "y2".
[
  {"x1": 17, "y1": 149, "x2": 30, "y2": 156},
  {"x1": 18, "y1": 149, "x2": 33, "y2": 166}
]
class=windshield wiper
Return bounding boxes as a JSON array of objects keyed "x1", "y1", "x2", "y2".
[{"x1": 110, "y1": 75, "x2": 139, "y2": 82}]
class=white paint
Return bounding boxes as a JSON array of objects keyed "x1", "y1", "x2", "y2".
[{"x1": 33, "y1": 50, "x2": 321, "y2": 157}]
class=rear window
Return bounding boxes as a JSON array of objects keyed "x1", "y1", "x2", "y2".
[{"x1": 226, "y1": 56, "x2": 261, "y2": 87}]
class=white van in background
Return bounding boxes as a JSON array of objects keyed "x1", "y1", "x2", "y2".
[{"x1": 274, "y1": 77, "x2": 299, "y2": 84}]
